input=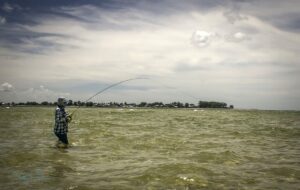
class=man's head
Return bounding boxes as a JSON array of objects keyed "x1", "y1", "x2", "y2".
[{"x1": 57, "y1": 97, "x2": 67, "y2": 107}]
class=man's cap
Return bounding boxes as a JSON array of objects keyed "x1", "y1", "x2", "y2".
[
  {"x1": 57, "y1": 97, "x2": 67, "y2": 105},
  {"x1": 58, "y1": 97, "x2": 66, "y2": 102}
]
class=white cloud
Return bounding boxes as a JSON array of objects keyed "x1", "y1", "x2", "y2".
[
  {"x1": 0, "y1": 82, "x2": 71, "y2": 103},
  {"x1": 234, "y1": 32, "x2": 246, "y2": 39},
  {"x1": 226, "y1": 32, "x2": 251, "y2": 42},
  {"x1": 191, "y1": 30, "x2": 217, "y2": 48},
  {"x1": 16, "y1": 85, "x2": 69, "y2": 103},
  {"x1": 0, "y1": 16, "x2": 6, "y2": 24},
  {"x1": 1, "y1": 82, "x2": 14, "y2": 92}
]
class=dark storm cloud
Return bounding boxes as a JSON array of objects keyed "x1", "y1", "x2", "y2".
[
  {"x1": 0, "y1": 25, "x2": 65, "y2": 44},
  {"x1": 0, "y1": 0, "x2": 236, "y2": 26},
  {"x1": 1, "y1": 0, "x2": 299, "y2": 26},
  {"x1": 0, "y1": 0, "x2": 299, "y2": 54},
  {"x1": 0, "y1": 0, "x2": 221, "y2": 54},
  {"x1": 263, "y1": 13, "x2": 300, "y2": 33},
  {"x1": 228, "y1": 0, "x2": 300, "y2": 33},
  {"x1": 0, "y1": 1, "x2": 141, "y2": 54},
  {"x1": 0, "y1": 22, "x2": 74, "y2": 54}
]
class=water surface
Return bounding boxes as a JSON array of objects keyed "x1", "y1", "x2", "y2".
[{"x1": 0, "y1": 107, "x2": 299, "y2": 189}]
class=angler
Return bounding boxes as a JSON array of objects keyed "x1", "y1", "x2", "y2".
[
  {"x1": 54, "y1": 97, "x2": 72, "y2": 148},
  {"x1": 53, "y1": 78, "x2": 145, "y2": 148}
]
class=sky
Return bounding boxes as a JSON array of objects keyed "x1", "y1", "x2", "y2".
[{"x1": 0, "y1": 0, "x2": 300, "y2": 110}]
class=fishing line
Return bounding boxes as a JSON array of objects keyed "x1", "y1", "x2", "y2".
[
  {"x1": 69, "y1": 76, "x2": 199, "y2": 117},
  {"x1": 70, "y1": 77, "x2": 147, "y2": 116}
]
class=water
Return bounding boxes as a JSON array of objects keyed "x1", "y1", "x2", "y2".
[{"x1": 0, "y1": 107, "x2": 299, "y2": 190}]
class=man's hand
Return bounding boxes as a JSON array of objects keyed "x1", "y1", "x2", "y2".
[{"x1": 66, "y1": 115, "x2": 72, "y2": 123}]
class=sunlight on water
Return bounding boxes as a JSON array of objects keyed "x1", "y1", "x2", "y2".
[{"x1": 0, "y1": 107, "x2": 299, "y2": 189}]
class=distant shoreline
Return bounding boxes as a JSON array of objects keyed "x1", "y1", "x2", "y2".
[
  {"x1": 1, "y1": 106, "x2": 299, "y2": 112},
  {"x1": 1, "y1": 100, "x2": 233, "y2": 109},
  {"x1": 0, "y1": 105, "x2": 233, "y2": 109}
]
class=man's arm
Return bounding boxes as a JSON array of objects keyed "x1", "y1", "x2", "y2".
[{"x1": 66, "y1": 112, "x2": 72, "y2": 123}]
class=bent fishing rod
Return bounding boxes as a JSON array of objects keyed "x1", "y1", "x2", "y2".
[{"x1": 70, "y1": 77, "x2": 147, "y2": 116}]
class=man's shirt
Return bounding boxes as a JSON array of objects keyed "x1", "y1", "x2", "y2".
[{"x1": 54, "y1": 106, "x2": 68, "y2": 134}]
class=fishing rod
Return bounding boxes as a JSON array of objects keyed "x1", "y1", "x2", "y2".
[
  {"x1": 68, "y1": 77, "x2": 199, "y2": 119},
  {"x1": 69, "y1": 77, "x2": 147, "y2": 117}
]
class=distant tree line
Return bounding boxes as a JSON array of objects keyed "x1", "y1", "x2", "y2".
[
  {"x1": 199, "y1": 101, "x2": 229, "y2": 108},
  {"x1": 1, "y1": 100, "x2": 234, "y2": 109}
]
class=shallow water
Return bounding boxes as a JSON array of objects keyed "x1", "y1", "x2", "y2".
[{"x1": 0, "y1": 107, "x2": 299, "y2": 190}]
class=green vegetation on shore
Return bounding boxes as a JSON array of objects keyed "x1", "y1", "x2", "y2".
[{"x1": 1, "y1": 100, "x2": 233, "y2": 109}]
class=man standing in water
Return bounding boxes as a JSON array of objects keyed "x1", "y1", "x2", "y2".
[{"x1": 54, "y1": 97, "x2": 72, "y2": 148}]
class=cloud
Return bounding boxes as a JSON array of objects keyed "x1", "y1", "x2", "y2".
[
  {"x1": 223, "y1": 8, "x2": 248, "y2": 24},
  {"x1": 2, "y1": 3, "x2": 13, "y2": 12},
  {"x1": 0, "y1": 1, "x2": 299, "y2": 109},
  {"x1": 226, "y1": 32, "x2": 250, "y2": 42},
  {"x1": 266, "y1": 13, "x2": 300, "y2": 33},
  {"x1": 13, "y1": 85, "x2": 69, "y2": 103},
  {"x1": 0, "y1": 16, "x2": 6, "y2": 24},
  {"x1": 227, "y1": 0, "x2": 300, "y2": 33},
  {"x1": 0, "y1": 82, "x2": 71, "y2": 103},
  {"x1": 1, "y1": 82, "x2": 14, "y2": 92},
  {"x1": 19, "y1": 85, "x2": 70, "y2": 102},
  {"x1": 1, "y1": 2, "x2": 22, "y2": 12},
  {"x1": 174, "y1": 62, "x2": 210, "y2": 72},
  {"x1": 191, "y1": 30, "x2": 217, "y2": 47}
]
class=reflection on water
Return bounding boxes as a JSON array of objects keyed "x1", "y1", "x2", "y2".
[{"x1": 0, "y1": 107, "x2": 299, "y2": 189}]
